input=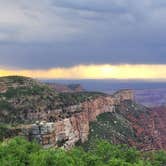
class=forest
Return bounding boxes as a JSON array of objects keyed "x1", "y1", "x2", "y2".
[{"x1": 0, "y1": 137, "x2": 166, "y2": 166}]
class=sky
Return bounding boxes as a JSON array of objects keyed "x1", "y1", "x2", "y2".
[{"x1": 0, "y1": 0, "x2": 166, "y2": 79}]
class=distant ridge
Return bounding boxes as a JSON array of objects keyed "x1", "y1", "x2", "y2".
[{"x1": 46, "y1": 82, "x2": 85, "y2": 93}]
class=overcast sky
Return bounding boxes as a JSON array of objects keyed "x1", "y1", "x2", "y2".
[{"x1": 0, "y1": 0, "x2": 166, "y2": 70}]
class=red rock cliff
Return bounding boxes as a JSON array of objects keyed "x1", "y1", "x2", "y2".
[{"x1": 22, "y1": 90, "x2": 134, "y2": 148}]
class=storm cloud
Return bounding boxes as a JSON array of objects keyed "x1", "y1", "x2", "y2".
[{"x1": 0, "y1": 0, "x2": 166, "y2": 69}]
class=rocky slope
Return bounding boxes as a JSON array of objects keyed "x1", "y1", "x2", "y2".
[
  {"x1": 0, "y1": 76, "x2": 103, "y2": 124},
  {"x1": 150, "y1": 107, "x2": 166, "y2": 150},
  {"x1": 84, "y1": 100, "x2": 166, "y2": 151}
]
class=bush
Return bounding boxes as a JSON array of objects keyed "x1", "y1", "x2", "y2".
[{"x1": 0, "y1": 137, "x2": 165, "y2": 166}]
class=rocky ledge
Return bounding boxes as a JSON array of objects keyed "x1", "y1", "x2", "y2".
[{"x1": 21, "y1": 90, "x2": 134, "y2": 149}]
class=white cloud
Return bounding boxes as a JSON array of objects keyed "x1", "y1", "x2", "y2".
[
  {"x1": 0, "y1": 0, "x2": 166, "y2": 43},
  {"x1": 0, "y1": 0, "x2": 92, "y2": 42}
]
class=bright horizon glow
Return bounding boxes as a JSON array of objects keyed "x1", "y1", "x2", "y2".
[{"x1": 1, "y1": 64, "x2": 166, "y2": 80}]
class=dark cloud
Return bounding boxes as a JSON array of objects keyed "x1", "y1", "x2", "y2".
[
  {"x1": 51, "y1": 0, "x2": 128, "y2": 14},
  {"x1": 0, "y1": 0, "x2": 166, "y2": 69}
]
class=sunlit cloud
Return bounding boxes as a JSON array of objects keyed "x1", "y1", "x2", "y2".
[{"x1": 1, "y1": 64, "x2": 166, "y2": 80}]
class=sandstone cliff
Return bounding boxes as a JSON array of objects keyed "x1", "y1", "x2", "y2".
[
  {"x1": 22, "y1": 90, "x2": 134, "y2": 149},
  {"x1": 21, "y1": 89, "x2": 166, "y2": 151}
]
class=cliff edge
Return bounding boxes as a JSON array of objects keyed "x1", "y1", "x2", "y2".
[{"x1": 0, "y1": 76, "x2": 165, "y2": 151}]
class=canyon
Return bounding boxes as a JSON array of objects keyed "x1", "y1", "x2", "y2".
[
  {"x1": 135, "y1": 88, "x2": 166, "y2": 107},
  {"x1": 0, "y1": 76, "x2": 166, "y2": 151}
]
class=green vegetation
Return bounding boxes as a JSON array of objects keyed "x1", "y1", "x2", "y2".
[
  {"x1": 0, "y1": 86, "x2": 52, "y2": 99},
  {"x1": 0, "y1": 76, "x2": 30, "y2": 84},
  {"x1": 82, "y1": 112, "x2": 138, "y2": 150},
  {"x1": 0, "y1": 124, "x2": 18, "y2": 141},
  {"x1": 0, "y1": 100, "x2": 13, "y2": 110},
  {"x1": 58, "y1": 92, "x2": 106, "y2": 107},
  {"x1": 0, "y1": 137, "x2": 165, "y2": 166},
  {"x1": 0, "y1": 76, "x2": 107, "y2": 124}
]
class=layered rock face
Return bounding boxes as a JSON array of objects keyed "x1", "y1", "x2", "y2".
[
  {"x1": 23, "y1": 90, "x2": 133, "y2": 148},
  {"x1": 113, "y1": 89, "x2": 134, "y2": 102},
  {"x1": 111, "y1": 101, "x2": 166, "y2": 151},
  {"x1": 150, "y1": 107, "x2": 166, "y2": 150},
  {"x1": 115, "y1": 101, "x2": 156, "y2": 151}
]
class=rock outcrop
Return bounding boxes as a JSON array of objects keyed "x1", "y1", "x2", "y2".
[
  {"x1": 82, "y1": 100, "x2": 166, "y2": 152},
  {"x1": 22, "y1": 90, "x2": 134, "y2": 148},
  {"x1": 21, "y1": 89, "x2": 166, "y2": 151}
]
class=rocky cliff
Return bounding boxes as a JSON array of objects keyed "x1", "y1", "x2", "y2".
[
  {"x1": 21, "y1": 90, "x2": 134, "y2": 149},
  {"x1": 23, "y1": 89, "x2": 166, "y2": 151},
  {"x1": 83, "y1": 100, "x2": 166, "y2": 152}
]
